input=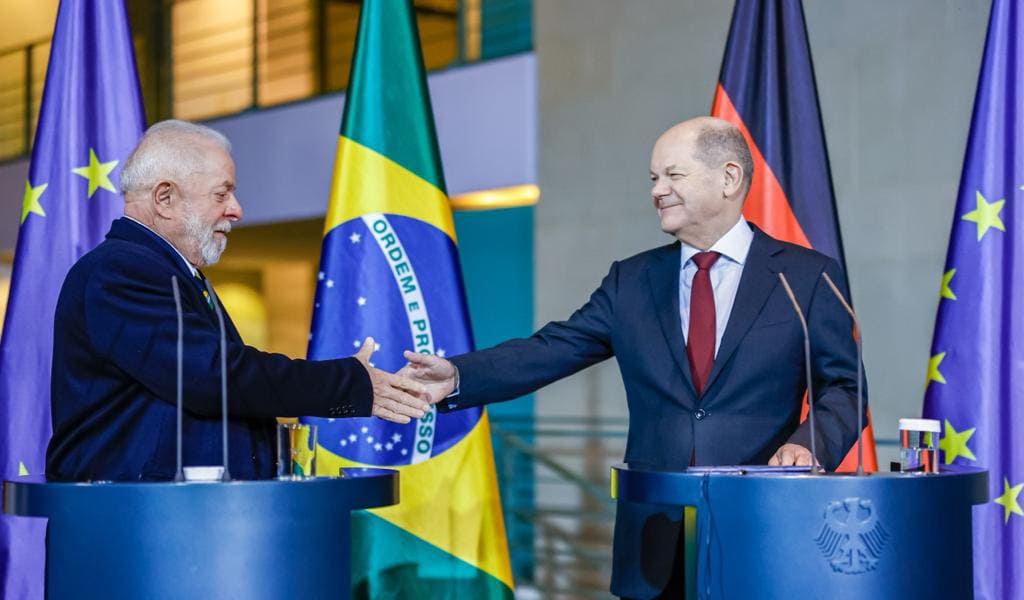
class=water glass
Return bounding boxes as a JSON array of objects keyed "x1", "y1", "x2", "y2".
[
  {"x1": 277, "y1": 423, "x2": 317, "y2": 479},
  {"x1": 898, "y1": 418, "x2": 940, "y2": 473}
]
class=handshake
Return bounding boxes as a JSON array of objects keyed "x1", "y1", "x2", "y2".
[{"x1": 350, "y1": 337, "x2": 458, "y2": 424}]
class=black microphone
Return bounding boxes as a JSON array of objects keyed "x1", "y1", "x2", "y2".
[
  {"x1": 777, "y1": 272, "x2": 820, "y2": 473},
  {"x1": 821, "y1": 271, "x2": 866, "y2": 476},
  {"x1": 203, "y1": 278, "x2": 231, "y2": 482},
  {"x1": 171, "y1": 276, "x2": 185, "y2": 482}
]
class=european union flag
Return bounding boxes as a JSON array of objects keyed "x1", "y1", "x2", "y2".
[
  {"x1": 0, "y1": 1, "x2": 145, "y2": 596},
  {"x1": 922, "y1": 0, "x2": 1024, "y2": 597}
]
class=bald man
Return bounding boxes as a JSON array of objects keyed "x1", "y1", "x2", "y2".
[
  {"x1": 403, "y1": 117, "x2": 863, "y2": 599},
  {"x1": 47, "y1": 119, "x2": 428, "y2": 482}
]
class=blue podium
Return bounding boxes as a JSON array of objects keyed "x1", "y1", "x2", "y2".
[
  {"x1": 3, "y1": 468, "x2": 398, "y2": 600},
  {"x1": 611, "y1": 465, "x2": 988, "y2": 599}
]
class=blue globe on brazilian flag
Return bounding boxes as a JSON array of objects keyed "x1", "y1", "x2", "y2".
[{"x1": 304, "y1": 1, "x2": 513, "y2": 597}]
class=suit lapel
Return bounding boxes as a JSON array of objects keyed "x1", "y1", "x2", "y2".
[
  {"x1": 190, "y1": 269, "x2": 244, "y2": 342},
  {"x1": 702, "y1": 226, "x2": 784, "y2": 395},
  {"x1": 205, "y1": 283, "x2": 244, "y2": 343},
  {"x1": 646, "y1": 242, "x2": 698, "y2": 398}
]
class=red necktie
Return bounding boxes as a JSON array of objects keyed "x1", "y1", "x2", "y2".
[{"x1": 687, "y1": 251, "x2": 720, "y2": 396}]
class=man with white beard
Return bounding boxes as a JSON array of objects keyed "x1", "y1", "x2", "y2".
[{"x1": 46, "y1": 120, "x2": 428, "y2": 481}]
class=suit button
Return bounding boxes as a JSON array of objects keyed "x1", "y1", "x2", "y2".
[{"x1": 694, "y1": 409, "x2": 707, "y2": 421}]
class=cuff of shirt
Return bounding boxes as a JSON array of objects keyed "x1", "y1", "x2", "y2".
[
  {"x1": 438, "y1": 364, "x2": 460, "y2": 412},
  {"x1": 448, "y1": 366, "x2": 460, "y2": 398}
]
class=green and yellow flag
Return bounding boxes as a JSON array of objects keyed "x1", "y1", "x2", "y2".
[{"x1": 305, "y1": 0, "x2": 513, "y2": 597}]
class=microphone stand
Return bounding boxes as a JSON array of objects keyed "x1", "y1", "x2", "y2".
[
  {"x1": 172, "y1": 276, "x2": 185, "y2": 482},
  {"x1": 821, "y1": 272, "x2": 866, "y2": 476},
  {"x1": 777, "y1": 272, "x2": 820, "y2": 473},
  {"x1": 204, "y1": 279, "x2": 232, "y2": 482}
]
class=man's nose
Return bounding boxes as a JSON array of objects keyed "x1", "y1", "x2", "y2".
[
  {"x1": 651, "y1": 179, "x2": 670, "y2": 201},
  {"x1": 225, "y1": 193, "x2": 243, "y2": 221}
]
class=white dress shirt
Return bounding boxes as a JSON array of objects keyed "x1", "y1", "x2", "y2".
[
  {"x1": 124, "y1": 215, "x2": 199, "y2": 277},
  {"x1": 679, "y1": 217, "x2": 754, "y2": 356}
]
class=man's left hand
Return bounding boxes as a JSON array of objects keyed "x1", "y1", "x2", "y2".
[{"x1": 768, "y1": 443, "x2": 816, "y2": 467}]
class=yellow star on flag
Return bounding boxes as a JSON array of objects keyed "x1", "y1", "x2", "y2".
[
  {"x1": 927, "y1": 352, "x2": 947, "y2": 385},
  {"x1": 939, "y1": 419, "x2": 977, "y2": 464},
  {"x1": 994, "y1": 477, "x2": 1023, "y2": 524},
  {"x1": 940, "y1": 269, "x2": 957, "y2": 300},
  {"x1": 71, "y1": 148, "x2": 119, "y2": 198},
  {"x1": 961, "y1": 190, "x2": 1005, "y2": 241},
  {"x1": 21, "y1": 181, "x2": 47, "y2": 223},
  {"x1": 18, "y1": 461, "x2": 28, "y2": 476}
]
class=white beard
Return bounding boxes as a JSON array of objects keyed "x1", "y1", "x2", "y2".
[{"x1": 182, "y1": 205, "x2": 229, "y2": 266}]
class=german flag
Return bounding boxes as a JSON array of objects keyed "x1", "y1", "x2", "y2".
[
  {"x1": 305, "y1": 0, "x2": 513, "y2": 596},
  {"x1": 712, "y1": 0, "x2": 877, "y2": 472}
]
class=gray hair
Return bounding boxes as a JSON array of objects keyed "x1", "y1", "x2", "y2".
[
  {"x1": 694, "y1": 122, "x2": 754, "y2": 192},
  {"x1": 119, "y1": 119, "x2": 232, "y2": 194}
]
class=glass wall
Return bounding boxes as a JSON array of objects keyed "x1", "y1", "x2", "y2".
[
  {"x1": 172, "y1": 0, "x2": 258, "y2": 119},
  {"x1": 0, "y1": 0, "x2": 532, "y2": 160},
  {"x1": 0, "y1": 40, "x2": 48, "y2": 159}
]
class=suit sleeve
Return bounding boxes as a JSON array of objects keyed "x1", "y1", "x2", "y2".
[
  {"x1": 785, "y1": 258, "x2": 866, "y2": 470},
  {"x1": 83, "y1": 256, "x2": 372, "y2": 419},
  {"x1": 441, "y1": 261, "x2": 620, "y2": 411}
]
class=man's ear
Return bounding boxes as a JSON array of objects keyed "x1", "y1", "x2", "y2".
[
  {"x1": 723, "y1": 161, "x2": 743, "y2": 197},
  {"x1": 152, "y1": 181, "x2": 175, "y2": 219}
]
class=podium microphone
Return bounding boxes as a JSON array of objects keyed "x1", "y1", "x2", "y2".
[
  {"x1": 777, "y1": 272, "x2": 820, "y2": 473},
  {"x1": 204, "y1": 279, "x2": 231, "y2": 482},
  {"x1": 821, "y1": 271, "x2": 866, "y2": 476},
  {"x1": 171, "y1": 276, "x2": 185, "y2": 482}
]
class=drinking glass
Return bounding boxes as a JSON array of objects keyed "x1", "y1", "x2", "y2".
[
  {"x1": 898, "y1": 418, "x2": 940, "y2": 473},
  {"x1": 277, "y1": 422, "x2": 317, "y2": 479}
]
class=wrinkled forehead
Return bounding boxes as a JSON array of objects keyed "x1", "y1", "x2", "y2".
[
  {"x1": 651, "y1": 128, "x2": 698, "y2": 169},
  {"x1": 189, "y1": 142, "x2": 235, "y2": 181}
]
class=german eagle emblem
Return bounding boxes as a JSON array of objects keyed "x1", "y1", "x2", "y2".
[{"x1": 815, "y1": 497, "x2": 889, "y2": 574}]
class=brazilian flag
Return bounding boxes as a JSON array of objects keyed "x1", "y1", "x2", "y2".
[{"x1": 305, "y1": 0, "x2": 514, "y2": 597}]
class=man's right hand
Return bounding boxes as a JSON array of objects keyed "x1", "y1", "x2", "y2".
[
  {"x1": 400, "y1": 350, "x2": 457, "y2": 404},
  {"x1": 353, "y1": 337, "x2": 430, "y2": 424}
]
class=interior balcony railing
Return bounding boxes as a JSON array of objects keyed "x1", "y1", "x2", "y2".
[{"x1": 489, "y1": 414, "x2": 625, "y2": 599}]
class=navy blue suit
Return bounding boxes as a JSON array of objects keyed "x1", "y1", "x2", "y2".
[
  {"x1": 443, "y1": 225, "x2": 863, "y2": 598},
  {"x1": 47, "y1": 218, "x2": 372, "y2": 481}
]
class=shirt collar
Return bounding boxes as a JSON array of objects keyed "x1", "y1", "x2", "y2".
[
  {"x1": 680, "y1": 216, "x2": 754, "y2": 267},
  {"x1": 124, "y1": 215, "x2": 199, "y2": 277}
]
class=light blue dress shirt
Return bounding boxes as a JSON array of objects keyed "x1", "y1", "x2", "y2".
[{"x1": 679, "y1": 217, "x2": 754, "y2": 356}]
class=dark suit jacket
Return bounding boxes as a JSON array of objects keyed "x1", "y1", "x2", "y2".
[
  {"x1": 443, "y1": 225, "x2": 863, "y2": 598},
  {"x1": 47, "y1": 217, "x2": 372, "y2": 481}
]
